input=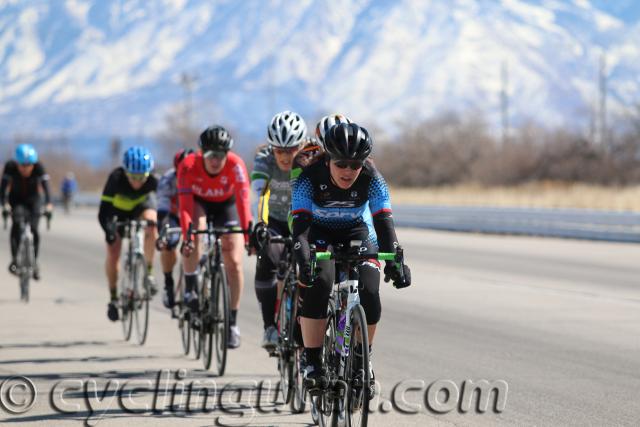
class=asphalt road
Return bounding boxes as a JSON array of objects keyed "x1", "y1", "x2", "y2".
[{"x1": 1, "y1": 208, "x2": 639, "y2": 426}]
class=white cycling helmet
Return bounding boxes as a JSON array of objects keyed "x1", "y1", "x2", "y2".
[
  {"x1": 315, "y1": 114, "x2": 352, "y2": 147},
  {"x1": 267, "y1": 111, "x2": 307, "y2": 148}
]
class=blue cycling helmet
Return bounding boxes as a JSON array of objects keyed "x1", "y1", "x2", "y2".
[
  {"x1": 123, "y1": 146, "x2": 154, "y2": 174},
  {"x1": 15, "y1": 144, "x2": 38, "y2": 165}
]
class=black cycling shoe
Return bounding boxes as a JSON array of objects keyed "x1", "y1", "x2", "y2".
[
  {"x1": 8, "y1": 261, "x2": 17, "y2": 276},
  {"x1": 301, "y1": 353, "x2": 327, "y2": 393},
  {"x1": 107, "y1": 301, "x2": 119, "y2": 322},
  {"x1": 146, "y1": 275, "x2": 158, "y2": 297},
  {"x1": 163, "y1": 286, "x2": 175, "y2": 309},
  {"x1": 352, "y1": 350, "x2": 376, "y2": 403},
  {"x1": 32, "y1": 264, "x2": 40, "y2": 281}
]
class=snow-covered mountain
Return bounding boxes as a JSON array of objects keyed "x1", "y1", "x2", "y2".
[{"x1": 0, "y1": 0, "x2": 638, "y2": 158}]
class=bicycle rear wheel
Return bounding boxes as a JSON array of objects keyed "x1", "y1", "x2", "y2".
[
  {"x1": 345, "y1": 304, "x2": 370, "y2": 427},
  {"x1": 213, "y1": 266, "x2": 229, "y2": 376},
  {"x1": 133, "y1": 254, "x2": 150, "y2": 345}
]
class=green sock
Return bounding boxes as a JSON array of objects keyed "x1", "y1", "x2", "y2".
[{"x1": 110, "y1": 288, "x2": 117, "y2": 301}]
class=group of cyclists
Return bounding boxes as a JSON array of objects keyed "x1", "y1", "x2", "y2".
[{"x1": 1, "y1": 111, "x2": 412, "y2": 396}]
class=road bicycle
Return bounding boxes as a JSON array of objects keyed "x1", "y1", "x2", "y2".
[
  {"x1": 259, "y1": 231, "x2": 306, "y2": 413},
  {"x1": 186, "y1": 220, "x2": 248, "y2": 375},
  {"x1": 3, "y1": 207, "x2": 51, "y2": 303},
  {"x1": 308, "y1": 241, "x2": 406, "y2": 427},
  {"x1": 111, "y1": 218, "x2": 154, "y2": 345}
]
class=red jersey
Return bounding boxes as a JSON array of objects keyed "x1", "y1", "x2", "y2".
[{"x1": 177, "y1": 151, "x2": 252, "y2": 238}]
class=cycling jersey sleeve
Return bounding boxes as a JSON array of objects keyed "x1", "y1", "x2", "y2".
[
  {"x1": 36, "y1": 164, "x2": 51, "y2": 204},
  {"x1": 98, "y1": 171, "x2": 118, "y2": 233},
  {"x1": 177, "y1": 159, "x2": 194, "y2": 238},
  {"x1": 368, "y1": 174, "x2": 398, "y2": 253},
  {"x1": 157, "y1": 170, "x2": 175, "y2": 215},
  {"x1": 292, "y1": 174, "x2": 314, "y2": 268},
  {"x1": 231, "y1": 157, "x2": 252, "y2": 241},
  {"x1": 250, "y1": 151, "x2": 270, "y2": 223},
  {"x1": 0, "y1": 162, "x2": 11, "y2": 206}
]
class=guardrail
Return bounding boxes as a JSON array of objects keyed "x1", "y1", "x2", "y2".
[
  {"x1": 393, "y1": 205, "x2": 640, "y2": 243},
  {"x1": 68, "y1": 192, "x2": 640, "y2": 243}
]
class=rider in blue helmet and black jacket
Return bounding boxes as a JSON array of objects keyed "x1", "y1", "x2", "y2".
[{"x1": 0, "y1": 144, "x2": 52, "y2": 280}]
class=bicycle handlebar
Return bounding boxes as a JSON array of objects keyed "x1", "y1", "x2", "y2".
[
  {"x1": 309, "y1": 243, "x2": 407, "y2": 288},
  {"x1": 185, "y1": 222, "x2": 250, "y2": 242}
]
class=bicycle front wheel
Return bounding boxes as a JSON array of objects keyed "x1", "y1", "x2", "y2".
[
  {"x1": 345, "y1": 304, "x2": 370, "y2": 427},
  {"x1": 288, "y1": 284, "x2": 306, "y2": 413},
  {"x1": 177, "y1": 264, "x2": 191, "y2": 355},
  {"x1": 314, "y1": 300, "x2": 337, "y2": 427},
  {"x1": 212, "y1": 266, "x2": 229, "y2": 376},
  {"x1": 17, "y1": 237, "x2": 32, "y2": 303},
  {"x1": 120, "y1": 264, "x2": 134, "y2": 341},
  {"x1": 133, "y1": 254, "x2": 150, "y2": 345},
  {"x1": 201, "y1": 270, "x2": 214, "y2": 370}
]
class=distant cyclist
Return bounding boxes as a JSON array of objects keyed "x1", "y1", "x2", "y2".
[
  {"x1": 98, "y1": 146, "x2": 158, "y2": 322},
  {"x1": 291, "y1": 123, "x2": 411, "y2": 392},
  {"x1": 60, "y1": 172, "x2": 77, "y2": 214},
  {"x1": 250, "y1": 111, "x2": 311, "y2": 351},
  {"x1": 177, "y1": 126, "x2": 252, "y2": 349},
  {"x1": 0, "y1": 144, "x2": 53, "y2": 280},
  {"x1": 156, "y1": 148, "x2": 193, "y2": 309},
  {"x1": 289, "y1": 113, "x2": 350, "y2": 187}
]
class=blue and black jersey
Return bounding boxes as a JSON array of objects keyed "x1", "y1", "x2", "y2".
[{"x1": 291, "y1": 155, "x2": 398, "y2": 267}]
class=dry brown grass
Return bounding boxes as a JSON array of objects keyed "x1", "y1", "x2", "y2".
[{"x1": 390, "y1": 182, "x2": 640, "y2": 212}]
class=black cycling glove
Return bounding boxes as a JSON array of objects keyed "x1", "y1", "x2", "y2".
[{"x1": 384, "y1": 261, "x2": 411, "y2": 289}]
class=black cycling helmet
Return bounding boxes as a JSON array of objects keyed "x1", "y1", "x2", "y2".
[
  {"x1": 323, "y1": 123, "x2": 372, "y2": 161},
  {"x1": 199, "y1": 125, "x2": 234, "y2": 152},
  {"x1": 173, "y1": 148, "x2": 194, "y2": 169}
]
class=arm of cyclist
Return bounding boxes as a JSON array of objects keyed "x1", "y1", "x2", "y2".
[
  {"x1": 98, "y1": 171, "x2": 119, "y2": 242},
  {"x1": 291, "y1": 173, "x2": 314, "y2": 286},
  {"x1": 231, "y1": 156, "x2": 253, "y2": 244},
  {"x1": 0, "y1": 162, "x2": 9, "y2": 214},
  {"x1": 36, "y1": 164, "x2": 53, "y2": 216},
  {"x1": 176, "y1": 156, "x2": 194, "y2": 240},
  {"x1": 369, "y1": 174, "x2": 411, "y2": 288}
]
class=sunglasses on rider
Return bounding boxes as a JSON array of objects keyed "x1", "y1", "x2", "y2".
[
  {"x1": 333, "y1": 160, "x2": 364, "y2": 170},
  {"x1": 126, "y1": 172, "x2": 149, "y2": 182},
  {"x1": 273, "y1": 146, "x2": 299, "y2": 155},
  {"x1": 203, "y1": 150, "x2": 227, "y2": 160}
]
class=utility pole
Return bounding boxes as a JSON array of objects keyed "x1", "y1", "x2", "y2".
[
  {"x1": 500, "y1": 60, "x2": 510, "y2": 145},
  {"x1": 180, "y1": 72, "x2": 197, "y2": 142},
  {"x1": 598, "y1": 52, "x2": 607, "y2": 146}
]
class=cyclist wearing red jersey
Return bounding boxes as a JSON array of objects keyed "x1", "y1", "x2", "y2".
[{"x1": 177, "y1": 126, "x2": 252, "y2": 349}]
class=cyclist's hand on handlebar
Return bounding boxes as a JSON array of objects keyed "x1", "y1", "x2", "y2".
[
  {"x1": 181, "y1": 239, "x2": 195, "y2": 257},
  {"x1": 384, "y1": 261, "x2": 411, "y2": 289},
  {"x1": 249, "y1": 222, "x2": 268, "y2": 251},
  {"x1": 155, "y1": 237, "x2": 167, "y2": 251}
]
